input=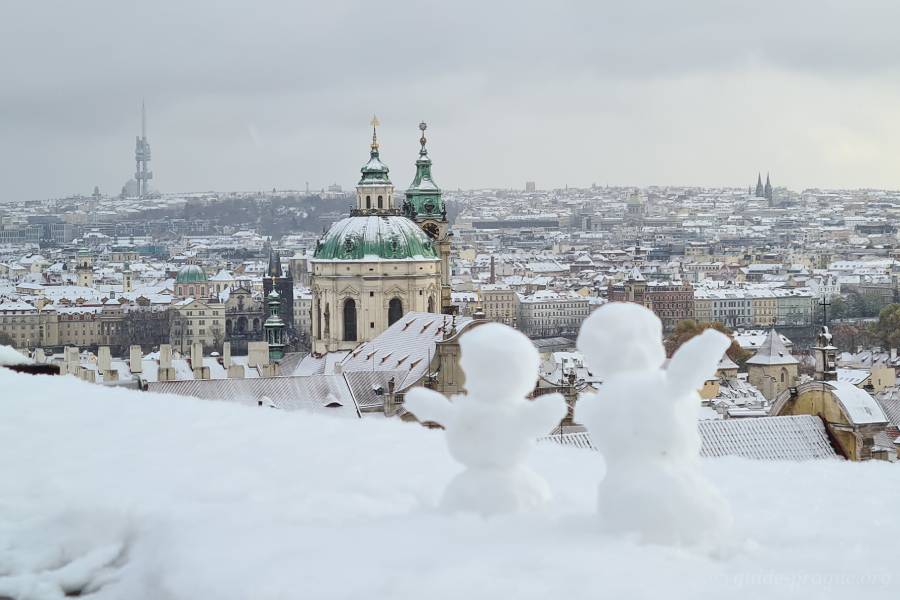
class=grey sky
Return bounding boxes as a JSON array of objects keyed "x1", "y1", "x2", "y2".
[{"x1": 2, "y1": 0, "x2": 900, "y2": 201}]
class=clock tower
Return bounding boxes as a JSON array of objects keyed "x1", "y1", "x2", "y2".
[{"x1": 403, "y1": 122, "x2": 453, "y2": 314}]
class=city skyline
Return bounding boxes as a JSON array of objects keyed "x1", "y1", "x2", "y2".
[{"x1": 4, "y1": 1, "x2": 900, "y2": 200}]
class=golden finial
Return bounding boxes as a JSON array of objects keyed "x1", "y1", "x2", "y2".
[{"x1": 370, "y1": 114, "x2": 380, "y2": 151}]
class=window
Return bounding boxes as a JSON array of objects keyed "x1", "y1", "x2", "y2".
[
  {"x1": 343, "y1": 299, "x2": 357, "y2": 342},
  {"x1": 377, "y1": 195, "x2": 383, "y2": 208},
  {"x1": 388, "y1": 298, "x2": 403, "y2": 326},
  {"x1": 366, "y1": 195, "x2": 371, "y2": 209},
  {"x1": 315, "y1": 299, "x2": 321, "y2": 337}
]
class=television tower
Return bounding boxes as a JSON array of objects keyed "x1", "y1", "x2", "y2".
[{"x1": 134, "y1": 101, "x2": 153, "y2": 199}]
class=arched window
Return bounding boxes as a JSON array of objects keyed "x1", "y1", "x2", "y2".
[
  {"x1": 343, "y1": 299, "x2": 357, "y2": 342},
  {"x1": 366, "y1": 195, "x2": 371, "y2": 209},
  {"x1": 188, "y1": 286, "x2": 195, "y2": 297},
  {"x1": 388, "y1": 298, "x2": 403, "y2": 326},
  {"x1": 225, "y1": 320, "x2": 233, "y2": 336},
  {"x1": 324, "y1": 304, "x2": 330, "y2": 336},
  {"x1": 315, "y1": 299, "x2": 321, "y2": 338},
  {"x1": 377, "y1": 195, "x2": 384, "y2": 208},
  {"x1": 427, "y1": 296, "x2": 435, "y2": 313},
  {"x1": 237, "y1": 316, "x2": 247, "y2": 333},
  {"x1": 253, "y1": 318, "x2": 260, "y2": 331},
  {"x1": 781, "y1": 368, "x2": 787, "y2": 383}
]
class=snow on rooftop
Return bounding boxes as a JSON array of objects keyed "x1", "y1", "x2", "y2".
[
  {"x1": 1, "y1": 367, "x2": 899, "y2": 598},
  {"x1": 0, "y1": 344, "x2": 32, "y2": 366}
]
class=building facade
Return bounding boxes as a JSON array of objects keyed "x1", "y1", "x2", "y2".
[{"x1": 309, "y1": 123, "x2": 442, "y2": 354}]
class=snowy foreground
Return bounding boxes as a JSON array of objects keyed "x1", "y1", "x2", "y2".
[{"x1": 0, "y1": 369, "x2": 897, "y2": 599}]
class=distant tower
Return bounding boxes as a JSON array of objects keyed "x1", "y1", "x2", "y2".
[
  {"x1": 813, "y1": 326, "x2": 838, "y2": 382},
  {"x1": 264, "y1": 290, "x2": 286, "y2": 361},
  {"x1": 135, "y1": 101, "x2": 153, "y2": 199},
  {"x1": 625, "y1": 189, "x2": 646, "y2": 220},
  {"x1": 764, "y1": 173, "x2": 773, "y2": 203},
  {"x1": 404, "y1": 121, "x2": 454, "y2": 314},
  {"x1": 262, "y1": 243, "x2": 294, "y2": 327},
  {"x1": 755, "y1": 173, "x2": 764, "y2": 198},
  {"x1": 122, "y1": 262, "x2": 133, "y2": 293},
  {"x1": 76, "y1": 249, "x2": 93, "y2": 288}
]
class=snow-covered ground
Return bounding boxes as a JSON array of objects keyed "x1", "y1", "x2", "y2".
[{"x1": 0, "y1": 367, "x2": 896, "y2": 599}]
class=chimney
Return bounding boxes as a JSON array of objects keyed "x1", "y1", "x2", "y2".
[
  {"x1": 191, "y1": 342, "x2": 203, "y2": 367},
  {"x1": 129, "y1": 345, "x2": 143, "y2": 374},
  {"x1": 247, "y1": 341, "x2": 270, "y2": 369},
  {"x1": 191, "y1": 342, "x2": 209, "y2": 380},
  {"x1": 98, "y1": 346, "x2": 117, "y2": 381},
  {"x1": 158, "y1": 344, "x2": 176, "y2": 382},
  {"x1": 159, "y1": 344, "x2": 172, "y2": 369},
  {"x1": 98, "y1": 346, "x2": 111, "y2": 372},
  {"x1": 222, "y1": 341, "x2": 232, "y2": 369}
]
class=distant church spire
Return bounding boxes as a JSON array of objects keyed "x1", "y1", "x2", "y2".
[
  {"x1": 755, "y1": 173, "x2": 764, "y2": 198},
  {"x1": 370, "y1": 114, "x2": 380, "y2": 153},
  {"x1": 764, "y1": 172, "x2": 773, "y2": 202}
]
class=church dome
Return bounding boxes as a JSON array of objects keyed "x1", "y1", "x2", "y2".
[
  {"x1": 175, "y1": 264, "x2": 208, "y2": 284},
  {"x1": 313, "y1": 216, "x2": 438, "y2": 261}
]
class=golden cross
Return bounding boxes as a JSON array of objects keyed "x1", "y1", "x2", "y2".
[{"x1": 370, "y1": 114, "x2": 380, "y2": 149}]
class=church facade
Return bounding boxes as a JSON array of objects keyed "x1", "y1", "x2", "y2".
[{"x1": 309, "y1": 121, "x2": 446, "y2": 354}]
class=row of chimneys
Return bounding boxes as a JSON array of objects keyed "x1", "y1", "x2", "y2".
[{"x1": 51, "y1": 341, "x2": 277, "y2": 384}]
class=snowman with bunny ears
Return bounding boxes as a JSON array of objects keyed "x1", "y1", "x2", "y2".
[{"x1": 576, "y1": 302, "x2": 733, "y2": 545}]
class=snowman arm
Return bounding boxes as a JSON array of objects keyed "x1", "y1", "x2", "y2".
[
  {"x1": 404, "y1": 387, "x2": 454, "y2": 426},
  {"x1": 520, "y1": 393, "x2": 568, "y2": 438},
  {"x1": 573, "y1": 389, "x2": 600, "y2": 426},
  {"x1": 667, "y1": 329, "x2": 731, "y2": 395}
]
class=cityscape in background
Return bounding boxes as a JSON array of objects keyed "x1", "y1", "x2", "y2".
[{"x1": 1, "y1": 105, "x2": 899, "y2": 461}]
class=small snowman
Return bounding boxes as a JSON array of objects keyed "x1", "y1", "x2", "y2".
[
  {"x1": 405, "y1": 323, "x2": 567, "y2": 516},
  {"x1": 575, "y1": 303, "x2": 733, "y2": 545}
]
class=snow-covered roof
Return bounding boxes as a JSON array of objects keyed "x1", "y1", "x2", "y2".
[
  {"x1": 827, "y1": 380, "x2": 888, "y2": 426},
  {"x1": 339, "y1": 312, "x2": 477, "y2": 391},
  {"x1": 544, "y1": 416, "x2": 840, "y2": 461},
  {"x1": 698, "y1": 415, "x2": 839, "y2": 460},
  {"x1": 745, "y1": 329, "x2": 798, "y2": 366},
  {"x1": 148, "y1": 375, "x2": 362, "y2": 418}
]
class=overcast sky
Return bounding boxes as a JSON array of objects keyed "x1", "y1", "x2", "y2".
[{"x1": 2, "y1": 0, "x2": 900, "y2": 201}]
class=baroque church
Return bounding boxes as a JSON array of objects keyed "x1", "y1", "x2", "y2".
[{"x1": 310, "y1": 119, "x2": 452, "y2": 354}]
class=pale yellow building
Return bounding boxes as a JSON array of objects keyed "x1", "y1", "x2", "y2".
[
  {"x1": 171, "y1": 298, "x2": 225, "y2": 353},
  {"x1": 479, "y1": 284, "x2": 519, "y2": 327}
]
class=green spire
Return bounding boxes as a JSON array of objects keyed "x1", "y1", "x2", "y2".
[
  {"x1": 404, "y1": 121, "x2": 444, "y2": 220},
  {"x1": 359, "y1": 114, "x2": 391, "y2": 185},
  {"x1": 264, "y1": 290, "x2": 286, "y2": 361}
]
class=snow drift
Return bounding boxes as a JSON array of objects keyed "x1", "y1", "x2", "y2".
[{"x1": 0, "y1": 365, "x2": 896, "y2": 599}]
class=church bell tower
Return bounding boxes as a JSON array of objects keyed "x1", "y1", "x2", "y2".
[{"x1": 404, "y1": 122, "x2": 453, "y2": 314}]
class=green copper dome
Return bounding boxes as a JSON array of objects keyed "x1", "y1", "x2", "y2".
[
  {"x1": 175, "y1": 264, "x2": 208, "y2": 283},
  {"x1": 313, "y1": 216, "x2": 438, "y2": 260}
]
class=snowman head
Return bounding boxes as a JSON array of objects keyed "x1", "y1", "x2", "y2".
[
  {"x1": 577, "y1": 302, "x2": 665, "y2": 381},
  {"x1": 460, "y1": 323, "x2": 538, "y2": 401}
]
